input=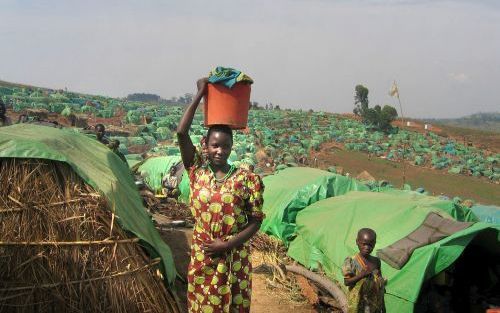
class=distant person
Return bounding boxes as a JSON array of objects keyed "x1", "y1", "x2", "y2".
[
  {"x1": 95, "y1": 124, "x2": 109, "y2": 144},
  {"x1": 162, "y1": 165, "x2": 180, "y2": 199},
  {"x1": 343, "y1": 228, "x2": 386, "y2": 313},
  {"x1": 107, "y1": 139, "x2": 127, "y2": 163},
  {"x1": 0, "y1": 100, "x2": 12, "y2": 127},
  {"x1": 240, "y1": 162, "x2": 255, "y2": 173},
  {"x1": 247, "y1": 163, "x2": 255, "y2": 173}
]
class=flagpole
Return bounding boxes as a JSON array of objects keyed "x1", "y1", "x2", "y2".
[
  {"x1": 392, "y1": 80, "x2": 407, "y2": 186},
  {"x1": 394, "y1": 80, "x2": 405, "y2": 126}
]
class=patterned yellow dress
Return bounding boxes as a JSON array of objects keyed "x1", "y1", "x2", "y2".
[
  {"x1": 342, "y1": 254, "x2": 386, "y2": 313},
  {"x1": 186, "y1": 154, "x2": 264, "y2": 313}
]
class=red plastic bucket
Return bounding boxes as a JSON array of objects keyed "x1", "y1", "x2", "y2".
[{"x1": 204, "y1": 83, "x2": 251, "y2": 129}]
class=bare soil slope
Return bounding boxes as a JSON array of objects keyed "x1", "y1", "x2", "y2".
[{"x1": 315, "y1": 144, "x2": 500, "y2": 205}]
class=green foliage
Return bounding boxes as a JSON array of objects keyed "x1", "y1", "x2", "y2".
[
  {"x1": 250, "y1": 102, "x2": 263, "y2": 110},
  {"x1": 353, "y1": 85, "x2": 397, "y2": 132},
  {"x1": 368, "y1": 105, "x2": 398, "y2": 131},
  {"x1": 365, "y1": 105, "x2": 398, "y2": 131},
  {"x1": 353, "y1": 84, "x2": 369, "y2": 116}
]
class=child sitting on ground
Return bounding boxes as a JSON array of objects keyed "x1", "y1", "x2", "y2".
[{"x1": 343, "y1": 228, "x2": 386, "y2": 313}]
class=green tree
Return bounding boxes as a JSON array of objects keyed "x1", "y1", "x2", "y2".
[
  {"x1": 364, "y1": 104, "x2": 398, "y2": 131},
  {"x1": 380, "y1": 105, "x2": 398, "y2": 130},
  {"x1": 364, "y1": 106, "x2": 379, "y2": 125},
  {"x1": 353, "y1": 84, "x2": 369, "y2": 116},
  {"x1": 250, "y1": 102, "x2": 260, "y2": 110},
  {"x1": 352, "y1": 84, "x2": 397, "y2": 131}
]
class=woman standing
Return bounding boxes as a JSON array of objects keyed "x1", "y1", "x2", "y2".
[{"x1": 177, "y1": 78, "x2": 264, "y2": 313}]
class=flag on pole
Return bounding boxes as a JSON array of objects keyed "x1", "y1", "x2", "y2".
[{"x1": 389, "y1": 81, "x2": 399, "y2": 98}]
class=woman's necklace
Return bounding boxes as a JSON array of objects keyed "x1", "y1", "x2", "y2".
[{"x1": 209, "y1": 164, "x2": 235, "y2": 184}]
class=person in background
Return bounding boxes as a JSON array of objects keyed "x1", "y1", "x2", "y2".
[
  {"x1": 162, "y1": 165, "x2": 180, "y2": 199},
  {"x1": 199, "y1": 135, "x2": 209, "y2": 163},
  {"x1": 239, "y1": 162, "x2": 255, "y2": 173},
  {"x1": 247, "y1": 164, "x2": 255, "y2": 173},
  {"x1": 0, "y1": 100, "x2": 12, "y2": 127},
  {"x1": 343, "y1": 228, "x2": 386, "y2": 313},
  {"x1": 177, "y1": 78, "x2": 264, "y2": 313},
  {"x1": 95, "y1": 124, "x2": 109, "y2": 144},
  {"x1": 107, "y1": 139, "x2": 127, "y2": 163}
]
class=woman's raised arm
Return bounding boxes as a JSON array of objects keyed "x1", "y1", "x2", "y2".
[{"x1": 177, "y1": 78, "x2": 208, "y2": 168}]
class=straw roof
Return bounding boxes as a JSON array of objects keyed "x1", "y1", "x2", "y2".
[{"x1": 0, "y1": 158, "x2": 180, "y2": 313}]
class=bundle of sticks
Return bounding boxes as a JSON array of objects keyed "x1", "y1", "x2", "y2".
[{"x1": 0, "y1": 158, "x2": 179, "y2": 313}]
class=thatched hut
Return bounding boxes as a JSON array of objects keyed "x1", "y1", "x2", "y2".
[{"x1": 0, "y1": 124, "x2": 180, "y2": 313}]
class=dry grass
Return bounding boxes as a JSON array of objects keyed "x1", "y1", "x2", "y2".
[
  {"x1": 251, "y1": 233, "x2": 306, "y2": 304},
  {"x1": 0, "y1": 158, "x2": 179, "y2": 313}
]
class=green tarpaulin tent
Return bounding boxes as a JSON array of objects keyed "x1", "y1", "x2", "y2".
[
  {"x1": 287, "y1": 190, "x2": 499, "y2": 312},
  {"x1": 137, "y1": 155, "x2": 182, "y2": 194},
  {"x1": 0, "y1": 124, "x2": 177, "y2": 285},
  {"x1": 260, "y1": 167, "x2": 370, "y2": 243}
]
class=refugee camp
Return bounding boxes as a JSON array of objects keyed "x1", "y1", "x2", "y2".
[{"x1": 1, "y1": 1, "x2": 499, "y2": 313}]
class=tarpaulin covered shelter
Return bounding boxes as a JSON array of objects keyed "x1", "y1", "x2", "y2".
[
  {"x1": 136, "y1": 155, "x2": 182, "y2": 194},
  {"x1": 286, "y1": 190, "x2": 499, "y2": 312},
  {"x1": 0, "y1": 124, "x2": 177, "y2": 285},
  {"x1": 260, "y1": 167, "x2": 370, "y2": 243}
]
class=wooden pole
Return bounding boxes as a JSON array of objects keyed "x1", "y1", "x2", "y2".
[
  {"x1": 393, "y1": 80, "x2": 407, "y2": 186},
  {"x1": 286, "y1": 264, "x2": 348, "y2": 312}
]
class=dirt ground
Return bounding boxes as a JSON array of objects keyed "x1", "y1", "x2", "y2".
[
  {"x1": 314, "y1": 143, "x2": 500, "y2": 205},
  {"x1": 158, "y1": 227, "x2": 316, "y2": 313}
]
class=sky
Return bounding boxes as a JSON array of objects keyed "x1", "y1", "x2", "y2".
[{"x1": 0, "y1": 0, "x2": 499, "y2": 118}]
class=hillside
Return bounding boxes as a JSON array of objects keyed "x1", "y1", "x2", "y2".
[
  {"x1": 424, "y1": 112, "x2": 500, "y2": 133},
  {"x1": 1, "y1": 80, "x2": 498, "y2": 205}
]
